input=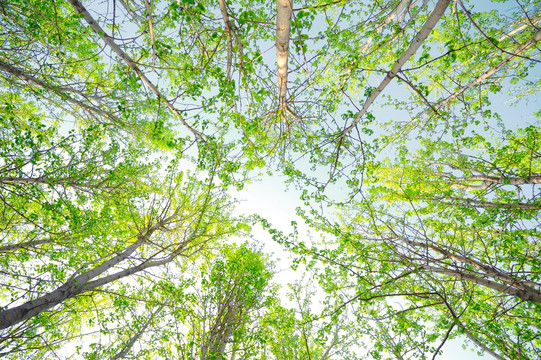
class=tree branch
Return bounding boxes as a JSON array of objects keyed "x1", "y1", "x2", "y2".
[
  {"x1": 433, "y1": 29, "x2": 541, "y2": 112},
  {"x1": 67, "y1": 0, "x2": 205, "y2": 142},
  {"x1": 0, "y1": 59, "x2": 117, "y2": 122},
  {"x1": 434, "y1": 196, "x2": 540, "y2": 210},
  {"x1": 419, "y1": 264, "x2": 541, "y2": 303},
  {"x1": 341, "y1": 0, "x2": 451, "y2": 137},
  {"x1": 219, "y1": 0, "x2": 234, "y2": 81},
  {"x1": 109, "y1": 306, "x2": 162, "y2": 360},
  {"x1": 0, "y1": 213, "x2": 176, "y2": 329}
]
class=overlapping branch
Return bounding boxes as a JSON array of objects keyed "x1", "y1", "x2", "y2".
[
  {"x1": 341, "y1": 0, "x2": 452, "y2": 137},
  {"x1": 67, "y1": 0, "x2": 205, "y2": 142}
]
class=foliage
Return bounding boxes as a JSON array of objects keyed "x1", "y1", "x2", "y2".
[{"x1": 1, "y1": 0, "x2": 540, "y2": 359}]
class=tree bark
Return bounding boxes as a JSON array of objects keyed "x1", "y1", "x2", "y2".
[
  {"x1": 219, "y1": 0, "x2": 234, "y2": 81},
  {"x1": 0, "y1": 238, "x2": 57, "y2": 253},
  {"x1": 419, "y1": 264, "x2": 541, "y2": 304},
  {"x1": 276, "y1": 0, "x2": 292, "y2": 111},
  {"x1": 452, "y1": 174, "x2": 541, "y2": 190},
  {"x1": 434, "y1": 196, "x2": 540, "y2": 210},
  {"x1": 360, "y1": 0, "x2": 410, "y2": 54},
  {"x1": 400, "y1": 237, "x2": 541, "y2": 290},
  {"x1": 0, "y1": 214, "x2": 176, "y2": 329},
  {"x1": 0, "y1": 240, "x2": 141, "y2": 330}
]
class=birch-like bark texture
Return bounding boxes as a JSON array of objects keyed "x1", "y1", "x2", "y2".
[
  {"x1": 276, "y1": 0, "x2": 292, "y2": 111},
  {"x1": 448, "y1": 174, "x2": 541, "y2": 190},
  {"x1": 1, "y1": 0, "x2": 540, "y2": 358},
  {"x1": 0, "y1": 240, "x2": 141, "y2": 330},
  {"x1": 201, "y1": 301, "x2": 240, "y2": 359},
  {"x1": 67, "y1": 0, "x2": 205, "y2": 142},
  {"x1": 371, "y1": 224, "x2": 541, "y2": 304},
  {"x1": 435, "y1": 196, "x2": 541, "y2": 210},
  {"x1": 219, "y1": 0, "x2": 234, "y2": 81},
  {"x1": 143, "y1": 0, "x2": 157, "y2": 68},
  {"x1": 401, "y1": 237, "x2": 541, "y2": 295},
  {"x1": 342, "y1": 0, "x2": 451, "y2": 136},
  {"x1": 419, "y1": 264, "x2": 541, "y2": 303}
]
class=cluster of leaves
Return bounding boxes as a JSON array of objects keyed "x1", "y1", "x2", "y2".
[{"x1": 1, "y1": 0, "x2": 540, "y2": 359}]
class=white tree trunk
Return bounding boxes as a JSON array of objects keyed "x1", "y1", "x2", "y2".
[{"x1": 276, "y1": 0, "x2": 292, "y2": 111}]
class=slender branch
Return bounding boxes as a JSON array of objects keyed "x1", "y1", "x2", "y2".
[
  {"x1": 431, "y1": 323, "x2": 455, "y2": 360},
  {"x1": 377, "y1": 321, "x2": 405, "y2": 360},
  {"x1": 433, "y1": 29, "x2": 541, "y2": 112},
  {"x1": 118, "y1": 0, "x2": 144, "y2": 21},
  {"x1": 110, "y1": 306, "x2": 162, "y2": 360},
  {"x1": 67, "y1": 0, "x2": 205, "y2": 142},
  {"x1": 458, "y1": 0, "x2": 541, "y2": 63},
  {"x1": 0, "y1": 60, "x2": 117, "y2": 122},
  {"x1": 441, "y1": 299, "x2": 506, "y2": 360},
  {"x1": 460, "y1": 326, "x2": 506, "y2": 360},
  {"x1": 396, "y1": 74, "x2": 442, "y2": 115},
  {"x1": 0, "y1": 176, "x2": 97, "y2": 188},
  {"x1": 318, "y1": 320, "x2": 340, "y2": 360},
  {"x1": 341, "y1": 0, "x2": 451, "y2": 136},
  {"x1": 360, "y1": 0, "x2": 410, "y2": 54},
  {"x1": 292, "y1": 0, "x2": 345, "y2": 11}
]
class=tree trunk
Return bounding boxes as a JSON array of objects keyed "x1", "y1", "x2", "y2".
[
  {"x1": 0, "y1": 214, "x2": 178, "y2": 329},
  {"x1": 276, "y1": 0, "x2": 292, "y2": 111},
  {"x1": 0, "y1": 240, "x2": 141, "y2": 329}
]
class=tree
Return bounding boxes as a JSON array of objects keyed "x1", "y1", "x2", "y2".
[
  {"x1": 259, "y1": 277, "x2": 357, "y2": 360},
  {"x1": 294, "y1": 124, "x2": 541, "y2": 359},
  {"x1": 0, "y1": 141, "x2": 240, "y2": 357},
  {"x1": 169, "y1": 243, "x2": 274, "y2": 360},
  {"x1": 76, "y1": 243, "x2": 275, "y2": 360}
]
